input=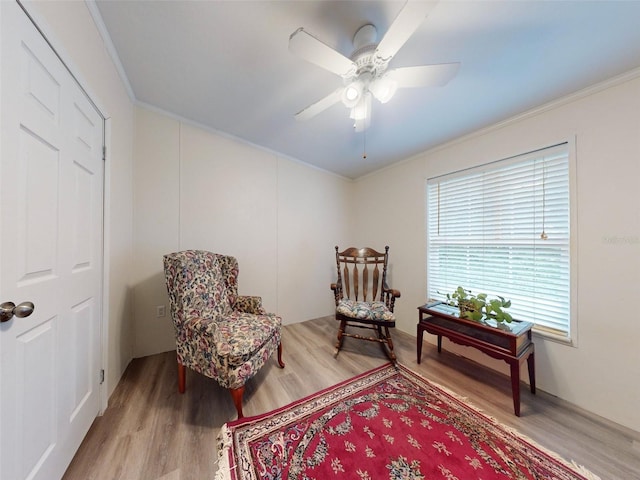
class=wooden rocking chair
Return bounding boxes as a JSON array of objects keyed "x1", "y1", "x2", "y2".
[{"x1": 330, "y1": 246, "x2": 401, "y2": 362}]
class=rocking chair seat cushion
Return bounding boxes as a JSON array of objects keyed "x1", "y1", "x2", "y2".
[{"x1": 336, "y1": 298, "x2": 395, "y2": 321}]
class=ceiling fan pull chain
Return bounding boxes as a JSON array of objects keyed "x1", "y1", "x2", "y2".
[{"x1": 363, "y1": 129, "x2": 367, "y2": 159}]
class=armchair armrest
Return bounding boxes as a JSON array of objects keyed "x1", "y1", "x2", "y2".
[{"x1": 234, "y1": 295, "x2": 267, "y2": 314}]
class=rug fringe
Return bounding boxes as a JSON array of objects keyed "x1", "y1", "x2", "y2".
[
  {"x1": 214, "y1": 423, "x2": 236, "y2": 480},
  {"x1": 493, "y1": 420, "x2": 601, "y2": 480},
  {"x1": 571, "y1": 461, "x2": 603, "y2": 480}
]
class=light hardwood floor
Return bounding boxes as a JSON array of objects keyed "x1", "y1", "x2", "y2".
[{"x1": 63, "y1": 316, "x2": 640, "y2": 480}]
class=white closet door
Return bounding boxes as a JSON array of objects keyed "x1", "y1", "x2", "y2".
[{"x1": 0, "y1": 2, "x2": 104, "y2": 479}]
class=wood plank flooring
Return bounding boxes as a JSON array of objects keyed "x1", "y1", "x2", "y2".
[{"x1": 63, "y1": 316, "x2": 640, "y2": 480}]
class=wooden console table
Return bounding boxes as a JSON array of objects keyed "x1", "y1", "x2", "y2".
[{"x1": 417, "y1": 302, "x2": 536, "y2": 416}]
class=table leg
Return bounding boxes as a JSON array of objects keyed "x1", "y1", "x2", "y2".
[
  {"x1": 527, "y1": 351, "x2": 536, "y2": 394},
  {"x1": 510, "y1": 361, "x2": 521, "y2": 417},
  {"x1": 437, "y1": 335, "x2": 442, "y2": 353},
  {"x1": 417, "y1": 325, "x2": 424, "y2": 364}
]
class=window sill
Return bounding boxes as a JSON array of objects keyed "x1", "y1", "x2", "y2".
[{"x1": 532, "y1": 326, "x2": 576, "y2": 347}]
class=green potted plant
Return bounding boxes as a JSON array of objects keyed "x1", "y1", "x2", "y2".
[{"x1": 445, "y1": 286, "x2": 513, "y2": 326}]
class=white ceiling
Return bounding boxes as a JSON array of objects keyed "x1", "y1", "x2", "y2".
[{"x1": 93, "y1": 0, "x2": 640, "y2": 179}]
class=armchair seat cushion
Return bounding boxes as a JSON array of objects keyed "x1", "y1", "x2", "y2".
[
  {"x1": 214, "y1": 312, "x2": 282, "y2": 366},
  {"x1": 183, "y1": 312, "x2": 281, "y2": 367},
  {"x1": 336, "y1": 298, "x2": 395, "y2": 321}
]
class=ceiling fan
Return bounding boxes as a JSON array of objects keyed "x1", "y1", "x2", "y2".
[{"x1": 289, "y1": 0, "x2": 460, "y2": 131}]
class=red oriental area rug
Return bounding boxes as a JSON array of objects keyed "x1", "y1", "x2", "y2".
[{"x1": 215, "y1": 363, "x2": 600, "y2": 480}]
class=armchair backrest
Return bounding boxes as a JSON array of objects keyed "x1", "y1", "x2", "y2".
[
  {"x1": 163, "y1": 250, "x2": 238, "y2": 328},
  {"x1": 334, "y1": 246, "x2": 390, "y2": 303}
]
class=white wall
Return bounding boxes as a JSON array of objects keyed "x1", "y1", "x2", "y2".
[
  {"x1": 132, "y1": 107, "x2": 351, "y2": 357},
  {"x1": 132, "y1": 108, "x2": 179, "y2": 356},
  {"x1": 276, "y1": 159, "x2": 353, "y2": 323},
  {"x1": 23, "y1": 1, "x2": 135, "y2": 398},
  {"x1": 353, "y1": 73, "x2": 640, "y2": 432}
]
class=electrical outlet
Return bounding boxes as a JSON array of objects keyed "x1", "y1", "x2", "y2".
[{"x1": 156, "y1": 305, "x2": 166, "y2": 317}]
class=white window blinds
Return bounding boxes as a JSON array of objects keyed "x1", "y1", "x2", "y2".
[{"x1": 426, "y1": 143, "x2": 571, "y2": 337}]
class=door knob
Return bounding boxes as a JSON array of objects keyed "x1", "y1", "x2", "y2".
[{"x1": 0, "y1": 301, "x2": 35, "y2": 323}]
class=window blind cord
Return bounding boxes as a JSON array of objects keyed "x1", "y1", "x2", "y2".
[
  {"x1": 437, "y1": 183, "x2": 440, "y2": 236},
  {"x1": 540, "y1": 160, "x2": 548, "y2": 240}
]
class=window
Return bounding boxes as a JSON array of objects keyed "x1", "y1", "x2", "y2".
[{"x1": 426, "y1": 143, "x2": 572, "y2": 339}]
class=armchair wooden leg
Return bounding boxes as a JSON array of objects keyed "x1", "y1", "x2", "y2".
[
  {"x1": 230, "y1": 386, "x2": 245, "y2": 419},
  {"x1": 277, "y1": 341, "x2": 285, "y2": 368},
  {"x1": 177, "y1": 360, "x2": 186, "y2": 394}
]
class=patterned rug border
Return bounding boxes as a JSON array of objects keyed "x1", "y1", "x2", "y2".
[{"x1": 215, "y1": 362, "x2": 601, "y2": 480}]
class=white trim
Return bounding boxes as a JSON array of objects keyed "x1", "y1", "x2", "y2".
[
  {"x1": 568, "y1": 134, "x2": 578, "y2": 347},
  {"x1": 425, "y1": 142, "x2": 568, "y2": 183},
  {"x1": 526, "y1": 134, "x2": 579, "y2": 348},
  {"x1": 100, "y1": 118, "x2": 112, "y2": 413},
  {"x1": 85, "y1": 0, "x2": 135, "y2": 101},
  {"x1": 135, "y1": 100, "x2": 353, "y2": 182},
  {"x1": 357, "y1": 65, "x2": 640, "y2": 182}
]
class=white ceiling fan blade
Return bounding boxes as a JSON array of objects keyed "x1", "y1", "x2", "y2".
[
  {"x1": 294, "y1": 87, "x2": 345, "y2": 121},
  {"x1": 388, "y1": 63, "x2": 460, "y2": 88},
  {"x1": 375, "y1": 0, "x2": 439, "y2": 61},
  {"x1": 289, "y1": 28, "x2": 356, "y2": 77}
]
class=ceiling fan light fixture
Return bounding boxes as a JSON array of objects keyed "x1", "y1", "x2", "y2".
[
  {"x1": 369, "y1": 76, "x2": 398, "y2": 104},
  {"x1": 350, "y1": 92, "x2": 372, "y2": 121},
  {"x1": 345, "y1": 85, "x2": 360, "y2": 101},
  {"x1": 341, "y1": 81, "x2": 363, "y2": 108}
]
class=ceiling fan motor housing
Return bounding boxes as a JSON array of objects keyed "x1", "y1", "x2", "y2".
[{"x1": 348, "y1": 24, "x2": 389, "y2": 80}]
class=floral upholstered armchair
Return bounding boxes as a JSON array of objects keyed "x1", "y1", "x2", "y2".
[{"x1": 163, "y1": 250, "x2": 284, "y2": 418}]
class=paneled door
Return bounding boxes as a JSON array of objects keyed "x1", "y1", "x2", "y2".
[{"x1": 0, "y1": 2, "x2": 104, "y2": 479}]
